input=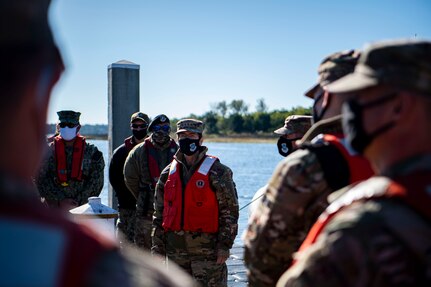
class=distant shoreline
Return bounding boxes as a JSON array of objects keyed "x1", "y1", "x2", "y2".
[{"x1": 84, "y1": 134, "x2": 277, "y2": 143}]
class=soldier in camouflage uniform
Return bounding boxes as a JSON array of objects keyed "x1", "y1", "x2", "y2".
[
  {"x1": 109, "y1": 111, "x2": 149, "y2": 246},
  {"x1": 250, "y1": 115, "x2": 312, "y2": 216},
  {"x1": 278, "y1": 39, "x2": 431, "y2": 287},
  {"x1": 152, "y1": 119, "x2": 239, "y2": 287},
  {"x1": 1, "y1": 1, "x2": 197, "y2": 286},
  {"x1": 243, "y1": 50, "x2": 374, "y2": 286},
  {"x1": 124, "y1": 114, "x2": 178, "y2": 250},
  {"x1": 35, "y1": 110, "x2": 105, "y2": 211},
  {"x1": 275, "y1": 115, "x2": 312, "y2": 157}
]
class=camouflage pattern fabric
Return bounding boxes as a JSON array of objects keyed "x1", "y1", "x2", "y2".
[
  {"x1": 244, "y1": 148, "x2": 333, "y2": 287},
  {"x1": 57, "y1": 110, "x2": 80, "y2": 125},
  {"x1": 152, "y1": 146, "x2": 239, "y2": 287},
  {"x1": 277, "y1": 155, "x2": 431, "y2": 287},
  {"x1": 35, "y1": 140, "x2": 104, "y2": 206},
  {"x1": 243, "y1": 120, "x2": 346, "y2": 287},
  {"x1": 124, "y1": 135, "x2": 178, "y2": 250},
  {"x1": 116, "y1": 208, "x2": 136, "y2": 247}
]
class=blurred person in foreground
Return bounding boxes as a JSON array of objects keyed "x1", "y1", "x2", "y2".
[
  {"x1": 124, "y1": 114, "x2": 178, "y2": 250},
  {"x1": 152, "y1": 119, "x2": 239, "y2": 287},
  {"x1": 0, "y1": 1, "x2": 196, "y2": 286},
  {"x1": 243, "y1": 50, "x2": 374, "y2": 287},
  {"x1": 36, "y1": 110, "x2": 105, "y2": 211},
  {"x1": 109, "y1": 111, "x2": 149, "y2": 246},
  {"x1": 277, "y1": 39, "x2": 431, "y2": 287},
  {"x1": 249, "y1": 115, "x2": 312, "y2": 216}
]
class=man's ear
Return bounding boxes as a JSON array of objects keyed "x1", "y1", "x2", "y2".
[{"x1": 76, "y1": 124, "x2": 81, "y2": 133}]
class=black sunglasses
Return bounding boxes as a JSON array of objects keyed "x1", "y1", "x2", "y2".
[
  {"x1": 59, "y1": 123, "x2": 77, "y2": 128},
  {"x1": 131, "y1": 123, "x2": 148, "y2": 129},
  {"x1": 153, "y1": 125, "x2": 170, "y2": 132}
]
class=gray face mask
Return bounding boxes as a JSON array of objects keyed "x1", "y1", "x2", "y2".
[{"x1": 152, "y1": 131, "x2": 170, "y2": 144}]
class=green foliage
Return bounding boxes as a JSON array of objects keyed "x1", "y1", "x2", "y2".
[{"x1": 171, "y1": 101, "x2": 312, "y2": 135}]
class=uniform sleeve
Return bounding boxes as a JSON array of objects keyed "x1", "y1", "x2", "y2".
[
  {"x1": 209, "y1": 161, "x2": 239, "y2": 255},
  {"x1": 77, "y1": 146, "x2": 105, "y2": 204},
  {"x1": 34, "y1": 147, "x2": 63, "y2": 201},
  {"x1": 151, "y1": 164, "x2": 170, "y2": 257},
  {"x1": 277, "y1": 202, "x2": 421, "y2": 287},
  {"x1": 243, "y1": 149, "x2": 333, "y2": 287},
  {"x1": 108, "y1": 147, "x2": 124, "y2": 194},
  {"x1": 124, "y1": 143, "x2": 153, "y2": 200}
]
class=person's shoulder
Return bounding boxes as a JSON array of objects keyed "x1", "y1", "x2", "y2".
[
  {"x1": 208, "y1": 156, "x2": 232, "y2": 177},
  {"x1": 112, "y1": 143, "x2": 126, "y2": 154}
]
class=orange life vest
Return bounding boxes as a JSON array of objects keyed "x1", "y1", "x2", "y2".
[
  {"x1": 162, "y1": 155, "x2": 219, "y2": 233},
  {"x1": 54, "y1": 135, "x2": 85, "y2": 183},
  {"x1": 323, "y1": 134, "x2": 374, "y2": 184},
  {"x1": 145, "y1": 138, "x2": 177, "y2": 188},
  {"x1": 0, "y1": 199, "x2": 116, "y2": 287},
  {"x1": 297, "y1": 171, "x2": 431, "y2": 258}
]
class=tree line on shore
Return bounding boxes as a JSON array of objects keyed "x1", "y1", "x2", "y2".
[{"x1": 46, "y1": 99, "x2": 312, "y2": 137}]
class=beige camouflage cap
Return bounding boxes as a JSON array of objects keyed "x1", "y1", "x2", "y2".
[
  {"x1": 57, "y1": 110, "x2": 81, "y2": 125},
  {"x1": 130, "y1": 112, "x2": 149, "y2": 124},
  {"x1": 274, "y1": 115, "x2": 312, "y2": 136},
  {"x1": 176, "y1": 119, "x2": 205, "y2": 134},
  {"x1": 328, "y1": 39, "x2": 431, "y2": 95},
  {"x1": 305, "y1": 50, "x2": 360, "y2": 98}
]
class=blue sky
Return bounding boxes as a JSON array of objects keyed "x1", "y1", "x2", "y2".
[{"x1": 48, "y1": 0, "x2": 431, "y2": 124}]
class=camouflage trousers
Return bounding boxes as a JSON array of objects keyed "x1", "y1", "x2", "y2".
[
  {"x1": 165, "y1": 231, "x2": 227, "y2": 287},
  {"x1": 116, "y1": 208, "x2": 136, "y2": 248},
  {"x1": 134, "y1": 214, "x2": 153, "y2": 250}
]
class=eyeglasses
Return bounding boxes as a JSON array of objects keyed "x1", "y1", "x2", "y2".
[
  {"x1": 131, "y1": 123, "x2": 148, "y2": 129},
  {"x1": 153, "y1": 125, "x2": 170, "y2": 132},
  {"x1": 59, "y1": 123, "x2": 77, "y2": 128}
]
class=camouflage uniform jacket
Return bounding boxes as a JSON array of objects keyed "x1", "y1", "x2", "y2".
[
  {"x1": 277, "y1": 154, "x2": 431, "y2": 287},
  {"x1": 35, "y1": 138, "x2": 104, "y2": 206},
  {"x1": 243, "y1": 117, "x2": 367, "y2": 287},
  {"x1": 152, "y1": 146, "x2": 239, "y2": 257},
  {"x1": 1, "y1": 173, "x2": 198, "y2": 287},
  {"x1": 124, "y1": 136, "x2": 178, "y2": 216}
]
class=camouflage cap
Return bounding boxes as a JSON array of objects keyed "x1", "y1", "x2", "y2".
[
  {"x1": 327, "y1": 39, "x2": 431, "y2": 95},
  {"x1": 0, "y1": 0, "x2": 55, "y2": 49},
  {"x1": 305, "y1": 50, "x2": 360, "y2": 99},
  {"x1": 274, "y1": 115, "x2": 312, "y2": 136},
  {"x1": 130, "y1": 111, "x2": 149, "y2": 124},
  {"x1": 148, "y1": 114, "x2": 170, "y2": 132},
  {"x1": 176, "y1": 119, "x2": 205, "y2": 134},
  {"x1": 57, "y1": 110, "x2": 81, "y2": 125}
]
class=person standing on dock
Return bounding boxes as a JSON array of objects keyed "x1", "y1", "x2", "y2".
[
  {"x1": 152, "y1": 118, "x2": 239, "y2": 287},
  {"x1": 35, "y1": 110, "x2": 105, "y2": 211},
  {"x1": 243, "y1": 50, "x2": 374, "y2": 287},
  {"x1": 278, "y1": 39, "x2": 431, "y2": 287},
  {"x1": 0, "y1": 1, "x2": 197, "y2": 286},
  {"x1": 109, "y1": 111, "x2": 149, "y2": 246},
  {"x1": 124, "y1": 114, "x2": 178, "y2": 250},
  {"x1": 275, "y1": 115, "x2": 312, "y2": 157},
  {"x1": 249, "y1": 115, "x2": 312, "y2": 216}
]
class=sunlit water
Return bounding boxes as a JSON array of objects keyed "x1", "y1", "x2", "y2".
[{"x1": 91, "y1": 139, "x2": 282, "y2": 244}]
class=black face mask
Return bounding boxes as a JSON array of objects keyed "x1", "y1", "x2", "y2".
[
  {"x1": 342, "y1": 93, "x2": 398, "y2": 154},
  {"x1": 179, "y1": 138, "x2": 200, "y2": 156},
  {"x1": 132, "y1": 129, "x2": 147, "y2": 140},
  {"x1": 277, "y1": 137, "x2": 293, "y2": 157}
]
